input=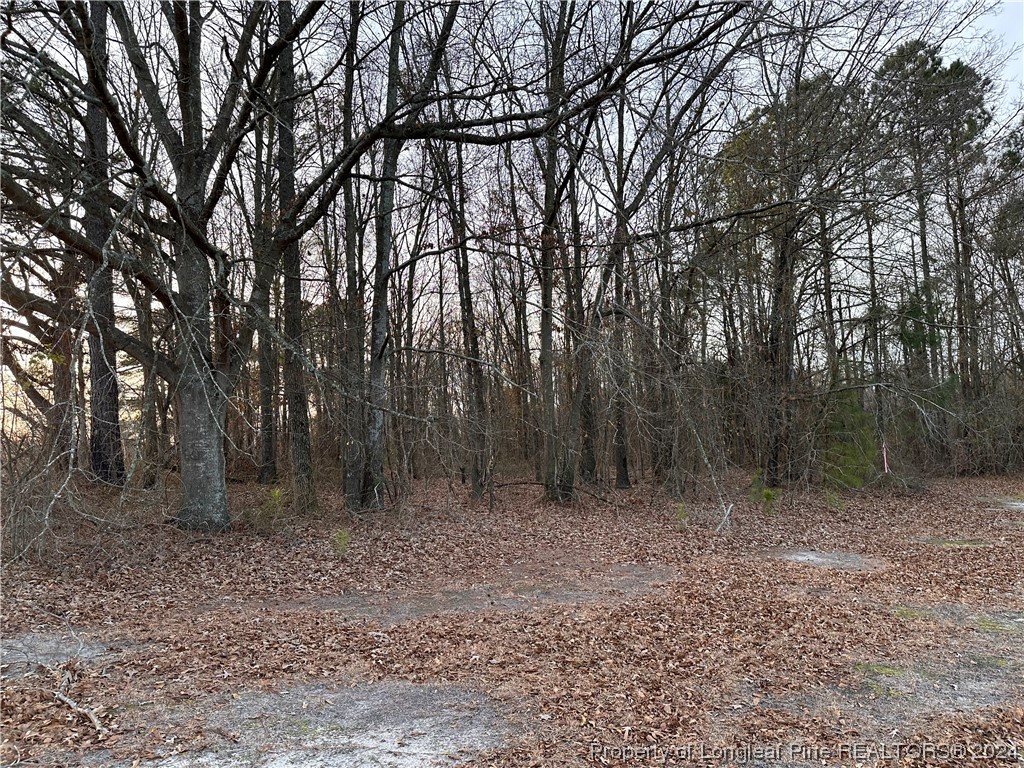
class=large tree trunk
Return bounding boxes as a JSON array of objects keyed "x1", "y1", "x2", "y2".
[
  {"x1": 278, "y1": 0, "x2": 316, "y2": 512},
  {"x1": 176, "y1": 224, "x2": 230, "y2": 531},
  {"x1": 539, "y1": 3, "x2": 571, "y2": 501},
  {"x1": 84, "y1": 1, "x2": 125, "y2": 483},
  {"x1": 177, "y1": 381, "x2": 229, "y2": 530},
  {"x1": 364, "y1": 1, "x2": 406, "y2": 507},
  {"x1": 174, "y1": 2, "x2": 229, "y2": 531}
]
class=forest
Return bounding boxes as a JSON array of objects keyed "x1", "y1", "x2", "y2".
[
  {"x1": 1, "y1": 1, "x2": 1022, "y2": 540},
  {"x1": 2, "y1": 3, "x2": 1024, "y2": 766}
]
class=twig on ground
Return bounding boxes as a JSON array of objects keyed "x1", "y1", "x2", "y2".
[
  {"x1": 52, "y1": 690, "x2": 109, "y2": 736},
  {"x1": 576, "y1": 486, "x2": 609, "y2": 504},
  {"x1": 715, "y1": 503, "x2": 734, "y2": 535}
]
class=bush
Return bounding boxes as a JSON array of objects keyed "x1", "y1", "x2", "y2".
[
  {"x1": 241, "y1": 486, "x2": 288, "y2": 532},
  {"x1": 749, "y1": 472, "x2": 781, "y2": 515},
  {"x1": 673, "y1": 502, "x2": 688, "y2": 527},
  {"x1": 823, "y1": 392, "x2": 877, "y2": 489},
  {"x1": 331, "y1": 529, "x2": 351, "y2": 558}
]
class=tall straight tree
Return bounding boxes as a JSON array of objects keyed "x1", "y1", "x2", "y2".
[
  {"x1": 875, "y1": 41, "x2": 946, "y2": 380},
  {"x1": 364, "y1": 1, "x2": 459, "y2": 508},
  {"x1": 364, "y1": 0, "x2": 407, "y2": 507},
  {"x1": 537, "y1": 1, "x2": 572, "y2": 501},
  {"x1": 277, "y1": 0, "x2": 316, "y2": 512},
  {"x1": 83, "y1": 0, "x2": 125, "y2": 483},
  {"x1": 339, "y1": 1, "x2": 365, "y2": 509}
]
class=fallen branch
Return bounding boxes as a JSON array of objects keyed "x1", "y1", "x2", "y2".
[
  {"x1": 52, "y1": 690, "x2": 109, "y2": 736},
  {"x1": 715, "y1": 503, "x2": 734, "y2": 535},
  {"x1": 576, "y1": 485, "x2": 610, "y2": 504}
]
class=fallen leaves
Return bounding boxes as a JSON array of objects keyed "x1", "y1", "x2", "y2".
[{"x1": 1, "y1": 475, "x2": 1022, "y2": 765}]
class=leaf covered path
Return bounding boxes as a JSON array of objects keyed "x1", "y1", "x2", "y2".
[{"x1": 2, "y1": 477, "x2": 1022, "y2": 766}]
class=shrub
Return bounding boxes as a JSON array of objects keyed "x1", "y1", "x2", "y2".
[
  {"x1": 242, "y1": 486, "x2": 288, "y2": 532},
  {"x1": 823, "y1": 392, "x2": 877, "y2": 489},
  {"x1": 673, "y1": 502, "x2": 689, "y2": 527},
  {"x1": 331, "y1": 529, "x2": 351, "y2": 558},
  {"x1": 749, "y1": 473, "x2": 781, "y2": 515}
]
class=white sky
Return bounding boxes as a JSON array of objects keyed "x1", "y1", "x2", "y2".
[{"x1": 977, "y1": 0, "x2": 1024, "y2": 109}]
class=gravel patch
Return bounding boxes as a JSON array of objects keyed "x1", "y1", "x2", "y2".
[{"x1": 86, "y1": 680, "x2": 510, "y2": 768}]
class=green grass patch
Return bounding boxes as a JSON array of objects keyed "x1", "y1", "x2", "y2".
[
  {"x1": 855, "y1": 662, "x2": 904, "y2": 677},
  {"x1": 824, "y1": 487, "x2": 844, "y2": 512},
  {"x1": 891, "y1": 606, "x2": 935, "y2": 620},
  {"x1": 974, "y1": 617, "x2": 1022, "y2": 634},
  {"x1": 973, "y1": 655, "x2": 1013, "y2": 669},
  {"x1": 864, "y1": 680, "x2": 904, "y2": 697},
  {"x1": 241, "y1": 486, "x2": 289, "y2": 532}
]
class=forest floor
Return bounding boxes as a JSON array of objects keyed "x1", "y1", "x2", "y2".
[{"x1": 1, "y1": 474, "x2": 1023, "y2": 767}]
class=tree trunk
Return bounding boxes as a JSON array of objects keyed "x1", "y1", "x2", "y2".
[
  {"x1": 566, "y1": 173, "x2": 597, "y2": 483},
  {"x1": 818, "y1": 208, "x2": 839, "y2": 387},
  {"x1": 453, "y1": 145, "x2": 488, "y2": 498},
  {"x1": 765, "y1": 219, "x2": 799, "y2": 487},
  {"x1": 84, "y1": 1, "x2": 125, "y2": 483},
  {"x1": 126, "y1": 281, "x2": 161, "y2": 487},
  {"x1": 864, "y1": 192, "x2": 881, "y2": 383},
  {"x1": 174, "y1": 3, "x2": 229, "y2": 531},
  {"x1": 611, "y1": 220, "x2": 630, "y2": 489},
  {"x1": 257, "y1": 325, "x2": 277, "y2": 484},
  {"x1": 913, "y1": 150, "x2": 939, "y2": 380},
  {"x1": 540, "y1": 3, "x2": 571, "y2": 501},
  {"x1": 278, "y1": 0, "x2": 316, "y2": 513},
  {"x1": 175, "y1": 220, "x2": 230, "y2": 530},
  {"x1": 50, "y1": 262, "x2": 78, "y2": 471},
  {"x1": 342, "y1": 2, "x2": 365, "y2": 509},
  {"x1": 364, "y1": 0, "x2": 406, "y2": 507}
]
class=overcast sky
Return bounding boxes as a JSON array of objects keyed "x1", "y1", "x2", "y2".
[{"x1": 977, "y1": 0, "x2": 1024, "y2": 110}]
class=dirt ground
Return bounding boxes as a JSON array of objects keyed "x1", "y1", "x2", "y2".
[{"x1": 1, "y1": 475, "x2": 1022, "y2": 767}]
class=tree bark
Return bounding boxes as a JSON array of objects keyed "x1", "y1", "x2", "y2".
[
  {"x1": 611, "y1": 219, "x2": 631, "y2": 489},
  {"x1": 364, "y1": 0, "x2": 406, "y2": 507},
  {"x1": 342, "y1": 2, "x2": 365, "y2": 509},
  {"x1": 50, "y1": 261, "x2": 78, "y2": 471},
  {"x1": 765, "y1": 218, "x2": 800, "y2": 487},
  {"x1": 84, "y1": 1, "x2": 125, "y2": 483},
  {"x1": 278, "y1": 0, "x2": 316, "y2": 512},
  {"x1": 539, "y1": 2, "x2": 571, "y2": 501},
  {"x1": 452, "y1": 143, "x2": 488, "y2": 498},
  {"x1": 173, "y1": 3, "x2": 230, "y2": 531}
]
